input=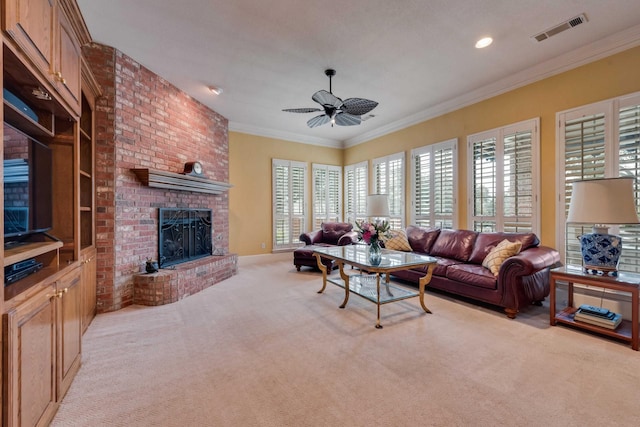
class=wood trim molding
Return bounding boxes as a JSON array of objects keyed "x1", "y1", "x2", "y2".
[{"x1": 131, "y1": 168, "x2": 233, "y2": 195}]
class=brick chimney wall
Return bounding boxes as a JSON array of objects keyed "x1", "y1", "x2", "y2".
[{"x1": 84, "y1": 43, "x2": 233, "y2": 313}]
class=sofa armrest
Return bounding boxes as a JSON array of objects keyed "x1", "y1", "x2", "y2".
[
  {"x1": 500, "y1": 246, "x2": 561, "y2": 276},
  {"x1": 299, "y1": 230, "x2": 323, "y2": 245},
  {"x1": 498, "y1": 246, "x2": 562, "y2": 313},
  {"x1": 337, "y1": 230, "x2": 359, "y2": 246}
]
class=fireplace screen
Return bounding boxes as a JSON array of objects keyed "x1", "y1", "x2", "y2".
[{"x1": 158, "y1": 208, "x2": 213, "y2": 267}]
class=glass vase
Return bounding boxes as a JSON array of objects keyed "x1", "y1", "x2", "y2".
[{"x1": 369, "y1": 240, "x2": 382, "y2": 266}]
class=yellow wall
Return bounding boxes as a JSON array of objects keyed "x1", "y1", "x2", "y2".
[
  {"x1": 228, "y1": 133, "x2": 342, "y2": 255},
  {"x1": 230, "y1": 45, "x2": 640, "y2": 255}
]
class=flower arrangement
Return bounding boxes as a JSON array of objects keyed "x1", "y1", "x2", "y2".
[{"x1": 355, "y1": 219, "x2": 392, "y2": 246}]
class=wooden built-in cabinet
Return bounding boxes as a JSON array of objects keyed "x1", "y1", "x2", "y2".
[
  {"x1": 3, "y1": 0, "x2": 81, "y2": 117},
  {"x1": 1, "y1": 0, "x2": 97, "y2": 425}
]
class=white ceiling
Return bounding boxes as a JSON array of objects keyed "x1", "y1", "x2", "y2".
[{"x1": 76, "y1": 0, "x2": 640, "y2": 148}]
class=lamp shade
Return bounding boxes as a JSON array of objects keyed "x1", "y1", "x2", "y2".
[
  {"x1": 567, "y1": 177, "x2": 639, "y2": 225},
  {"x1": 366, "y1": 194, "x2": 389, "y2": 217}
]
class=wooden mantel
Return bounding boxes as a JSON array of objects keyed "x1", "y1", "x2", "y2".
[{"x1": 131, "y1": 168, "x2": 233, "y2": 195}]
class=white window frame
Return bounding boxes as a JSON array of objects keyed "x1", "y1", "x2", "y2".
[
  {"x1": 312, "y1": 163, "x2": 342, "y2": 229},
  {"x1": 467, "y1": 118, "x2": 540, "y2": 234},
  {"x1": 344, "y1": 161, "x2": 368, "y2": 226},
  {"x1": 410, "y1": 138, "x2": 458, "y2": 229},
  {"x1": 556, "y1": 91, "x2": 640, "y2": 270},
  {"x1": 272, "y1": 159, "x2": 307, "y2": 251},
  {"x1": 372, "y1": 152, "x2": 405, "y2": 229}
]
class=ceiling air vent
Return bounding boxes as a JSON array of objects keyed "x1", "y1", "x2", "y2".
[{"x1": 532, "y1": 13, "x2": 588, "y2": 42}]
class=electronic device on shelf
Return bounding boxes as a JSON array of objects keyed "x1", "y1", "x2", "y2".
[{"x1": 4, "y1": 257, "x2": 43, "y2": 286}]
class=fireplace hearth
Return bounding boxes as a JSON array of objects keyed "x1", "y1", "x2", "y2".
[{"x1": 159, "y1": 208, "x2": 212, "y2": 267}]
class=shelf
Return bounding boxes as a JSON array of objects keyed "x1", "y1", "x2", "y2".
[
  {"x1": 131, "y1": 168, "x2": 233, "y2": 195},
  {"x1": 4, "y1": 241, "x2": 64, "y2": 266},
  {"x1": 3, "y1": 99, "x2": 54, "y2": 138},
  {"x1": 555, "y1": 306, "x2": 633, "y2": 344}
]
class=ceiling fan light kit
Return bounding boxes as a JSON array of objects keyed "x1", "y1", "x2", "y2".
[{"x1": 283, "y1": 69, "x2": 378, "y2": 128}]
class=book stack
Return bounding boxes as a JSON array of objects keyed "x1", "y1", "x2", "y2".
[{"x1": 573, "y1": 304, "x2": 622, "y2": 330}]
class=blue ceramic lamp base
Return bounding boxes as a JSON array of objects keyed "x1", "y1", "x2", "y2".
[{"x1": 578, "y1": 232, "x2": 622, "y2": 275}]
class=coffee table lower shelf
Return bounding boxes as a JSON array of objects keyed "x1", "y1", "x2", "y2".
[
  {"x1": 327, "y1": 275, "x2": 419, "y2": 304},
  {"x1": 554, "y1": 306, "x2": 634, "y2": 346}
]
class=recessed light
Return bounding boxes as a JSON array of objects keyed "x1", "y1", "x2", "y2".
[
  {"x1": 475, "y1": 37, "x2": 493, "y2": 49},
  {"x1": 208, "y1": 86, "x2": 223, "y2": 95}
]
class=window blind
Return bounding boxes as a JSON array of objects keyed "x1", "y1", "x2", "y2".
[
  {"x1": 344, "y1": 161, "x2": 368, "y2": 225},
  {"x1": 272, "y1": 159, "x2": 307, "y2": 250},
  {"x1": 411, "y1": 139, "x2": 457, "y2": 229},
  {"x1": 373, "y1": 153, "x2": 404, "y2": 229},
  {"x1": 312, "y1": 164, "x2": 342, "y2": 229},
  {"x1": 468, "y1": 118, "x2": 539, "y2": 233}
]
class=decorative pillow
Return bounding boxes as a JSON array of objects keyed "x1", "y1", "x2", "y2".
[
  {"x1": 383, "y1": 229, "x2": 412, "y2": 251},
  {"x1": 482, "y1": 239, "x2": 522, "y2": 276}
]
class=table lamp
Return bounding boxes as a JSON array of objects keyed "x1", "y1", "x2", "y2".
[
  {"x1": 366, "y1": 194, "x2": 389, "y2": 219},
  {"x1": 566, "y1": 177, "x2": 640, "y2": 274}
]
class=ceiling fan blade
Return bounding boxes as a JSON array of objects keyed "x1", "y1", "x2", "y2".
[
  {"x1": 307, "y1": 114, "x2": 331, "y2": 128},
  {"x1": 334, "y1": 112, "x2": 361, "y2": 126},
  {"x1": 282, "y1": 108, "x2": 322, "y2": 113},
  {"x1": 312, "y1": 90, "x2": 343, "y2": 108},
  {"x1": 341, "y1": 98, "x2": 379, "y2": 116}
]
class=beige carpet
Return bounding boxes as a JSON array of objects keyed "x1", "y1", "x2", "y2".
[{"x1": 52, "y1": 254, "x2": 640, "y2": 426}]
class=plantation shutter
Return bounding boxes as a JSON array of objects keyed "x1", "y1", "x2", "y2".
[
  {"x1": 312, "y1": 164, "x2": 342, "y2": 229},
  {"x1": 411, "y1": 139, "x2": 457, "y2": 228},
  {"x1": 503, "y1": 128, "x2": 533, "y2": 232},
  {"x1": 468, "y1": 118, "x2": 539, "y2": 233},
  {"x1": 344, "y1": 161, "x2": 368, "y2": 225},
  {"x1": 563, "y1": 111, "x2": 606, "y2": 267},
  {"x1": 558, "y1": 93, "x2": 640, "y2": 271},
  {"x1": 470, "y1": 135, "x2": 497, "y2": 232},
  {"x1": 272, "y1": 159, "x2": 307, "y2": 250},
  {"x1": 373, "y1": 152, "x2": 405, "y2": 229},
  {"x1": 618, "y1": 101, "x2": 640, "y2": 272}
]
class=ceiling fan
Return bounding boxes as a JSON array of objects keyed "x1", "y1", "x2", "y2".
[{"x1": 283, "y1": 69, "x2": 378, "y2": 128}]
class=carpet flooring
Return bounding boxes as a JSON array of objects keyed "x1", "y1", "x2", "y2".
[{"x1": 52, "y1": 253, "x2": 640, "y2": 426}]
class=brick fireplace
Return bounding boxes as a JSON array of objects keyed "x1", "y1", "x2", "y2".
[{"x1": 84, "y1": 43, "x2": 237, "y2": 312}]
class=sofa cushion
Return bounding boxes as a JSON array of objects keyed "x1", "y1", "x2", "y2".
[
  {"x1": 405, "y1": 256, "x2": 461, "y2": 277},
  {"x1": 406, "y1": 225, "x2": 441, "y2": 254},
  {"x1": 429, "y1": 229, "x2": 478, "y2": 262},
  {"x1": 446, "y1": 264, "x2": 497, "y2": 290},
  {"x1": 383, "y1": 229, "x2": 412, "y2": 251},
  {"x1": 469, "y1": 232, "x2": 539, "y2": 264},
  {"x1": 482, "y1": 239, "x2": 523, "y2": 276},
  {"x1": 321, "y1": 222, "x2": 353, "y2": 245}
]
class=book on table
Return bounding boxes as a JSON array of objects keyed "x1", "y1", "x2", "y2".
[{"x1": 573, "y1": 305, "x2": 622, "y2": 330}]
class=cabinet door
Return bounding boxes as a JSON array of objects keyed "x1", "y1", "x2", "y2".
[
  {"x1": 55, "y1": 7, "x2": 81, "y2": 113},
  {"x1": 56, "y1": 267, "x2": 82, "y2": 400},
  {"x1": 3, "y1": 0, "x2": 56, "y2": 82},
  {"x1": 3, "y1": 285, "x2": 58, "y2": 427},
  {"x1": 81, "y1": 249, "x2": 97, "y2": 333}
]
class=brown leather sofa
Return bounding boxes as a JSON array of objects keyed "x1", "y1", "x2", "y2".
[
  {"x1": 390, "y1": 226, "x2": 561, "y2": 318},
  {"x1": 294, "y1": 222, "x2": 358, "y2": 271}
]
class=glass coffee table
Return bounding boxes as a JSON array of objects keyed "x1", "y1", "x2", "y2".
[{"x1": 313, "y1": 246, "x2": 437, "y2": 328}]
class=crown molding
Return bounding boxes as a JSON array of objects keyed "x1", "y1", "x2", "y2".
[
  {"x1": 228, "y1": 122, "x2": 342, "y2": 148},
  {"x1": 343, "y1": 23, "x2": 640, "y2": 148}
]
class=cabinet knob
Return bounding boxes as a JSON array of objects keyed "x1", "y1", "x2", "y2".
[{"x1": 57, "y1": 288, "x2": 69, "y2": 298}]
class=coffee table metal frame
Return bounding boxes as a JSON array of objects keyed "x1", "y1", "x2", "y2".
[{"x1": 313, "y1": 246, "x2": 437, "y2": 328}]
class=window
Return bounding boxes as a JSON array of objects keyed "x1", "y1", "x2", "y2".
[
  {"x1": 467, "y1": 118, "x2": 539, "y2": 233},
  {"x1": 344, "y1": 161, "x2": 368, "y2": 226},
  {"x1": 557, "y1": 92, "x2": 640, "y2": 271},
  {"x1": 312, "y1": 164, "x2": 342, "y2": 229},
  {"x1": 410, "y1": 139, "x2": 457, "y2": 229},
  {"x1": 272, "y1": 159, "x2": 307, "y2": 251},
  {"x1": 373, "y1": 152, "x2": 404, "y2": 229}
]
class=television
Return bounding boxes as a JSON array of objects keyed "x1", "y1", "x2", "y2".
[{"x1": 3, "y1": 122, "x2": 53, "y2": 240}]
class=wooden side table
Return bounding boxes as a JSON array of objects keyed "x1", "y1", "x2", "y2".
[{"x1": 550, "y1": 266, "x2": 639, "y2": 350}]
